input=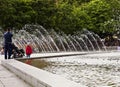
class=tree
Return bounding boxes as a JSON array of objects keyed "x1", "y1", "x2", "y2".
[
  {"x1": 80, "y1": 0, "x2": 120, "y2": 36},
  {"x1": 30, "y1": 0, "x2": 57, "y2": 29},
  {"x1": 0, "y1": 0, "x2": 37, "y2": 29},
  {"x1": 0, "y1": 0, "x2": 16, "y2": 28},
  {"x1": 0, "y1": 0, "x2": 120, "y2": 36}
]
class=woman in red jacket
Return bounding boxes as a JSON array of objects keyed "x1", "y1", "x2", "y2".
[{"x1": 25, "y1": 42, "x2": 32, "y2": 58}]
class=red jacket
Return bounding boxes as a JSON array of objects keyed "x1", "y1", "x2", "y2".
[{"x1": 26, "y1": 45, "x2": 32, "y2": 55}]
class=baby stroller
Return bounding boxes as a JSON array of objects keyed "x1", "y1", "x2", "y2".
[{"x1": 12, "y1": 43, "x2": 25, "y2": 58}]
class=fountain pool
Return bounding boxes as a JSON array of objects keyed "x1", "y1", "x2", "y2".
[{"x1": 20, "y1": 51, "x2": 120, "y2": 87}]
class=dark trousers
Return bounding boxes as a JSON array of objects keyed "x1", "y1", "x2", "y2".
[
  {"x1": 4, "y1": 44, "x2": 12, "y2": 59},
  {"x1": 26, "y1": 54, "x2": 31, "y2": 58}
]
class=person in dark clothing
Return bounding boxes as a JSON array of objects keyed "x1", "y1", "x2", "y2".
[{"x1": 3, "y1": 28, "x2": 13, "y2": 59}]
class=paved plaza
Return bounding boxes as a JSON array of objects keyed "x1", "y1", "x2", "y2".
[{"x1": 0, "y1": 55, "x2": 32, "y2": 87}]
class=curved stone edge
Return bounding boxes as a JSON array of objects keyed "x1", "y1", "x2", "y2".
[{"x1": 1, "y1": 59, "x2": 86, "y2": 87}]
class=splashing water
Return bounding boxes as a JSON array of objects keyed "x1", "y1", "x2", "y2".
[{"x1": 3, "y1": 24, "x2": 106, "y2": 53}]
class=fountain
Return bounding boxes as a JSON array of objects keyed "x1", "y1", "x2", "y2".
[
  {"x1": 1, "y1": 24, "x2": 120, "y2": 87},
  {"x1": 11, "y1": 24, "x2": 106, "y2": 53}
]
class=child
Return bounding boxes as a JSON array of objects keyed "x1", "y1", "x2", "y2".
[{"x1": 25, "y1": 42, "x2": 32, "y2": 58}]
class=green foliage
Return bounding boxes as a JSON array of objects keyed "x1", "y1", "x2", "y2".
[
  {"x1": 81, "y1": 0, "x2": 111, "y2": 33},
  {"x1": 0, "y1": 0, "x2": 36, "y2": 29},
  {"x1": 53, "y1": 2, "x2": 74, "y2": 33},
  {"x1": 0, "y1": 0, "x2": 120, "y2": 37},
  {"x1": 30, "y1": 0, "x2": 57, "y2": 29}
]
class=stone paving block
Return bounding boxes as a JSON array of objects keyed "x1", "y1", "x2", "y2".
[
  {"x1": 0, "y1": 70, "x2": 15, "y2": 78},
  {"x1": 0, "y1": 75, "x2": 31, "y2": 87},
  {"x1": 0, "y1": 62, "x2": 32, "y2": 87},
  {"x1": 0, "y1": 84, "x2": 4, "y2": 87}
]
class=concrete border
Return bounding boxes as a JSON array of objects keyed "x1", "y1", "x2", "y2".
[
  {"x1": 1, "y1": 59, "x2": 86, "y2": 87},
  {"x1": 18, "y1": 52, "x2": 88, "y2": 60}
]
